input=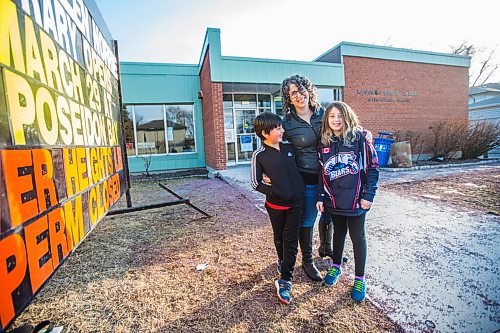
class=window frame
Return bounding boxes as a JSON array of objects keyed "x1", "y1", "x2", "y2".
[{"x1": 125, "y1": 103, "x2": 197, "y2": 157}]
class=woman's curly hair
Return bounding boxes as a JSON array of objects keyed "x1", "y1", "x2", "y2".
[{"x1": 280, "y1": 74, "x2": 321, "y2": 115}]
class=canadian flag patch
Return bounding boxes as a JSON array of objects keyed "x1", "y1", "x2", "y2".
[{"x1": 322, "y1": 147, "x2": 331, "y2": 154}]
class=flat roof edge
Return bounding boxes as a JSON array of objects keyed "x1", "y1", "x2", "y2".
[
  {"x1": 222, "y1": 55, "x2": 343, "y2": 67},
  {"x1": 314, "y1": 41, "x2": 471, "y2": 67},
  {"x1": 120, "y1": 61, "x2": 198, "y2": 67},
  {"x1": 469, "y1": 103, "x2": 500, "y2": 110}
]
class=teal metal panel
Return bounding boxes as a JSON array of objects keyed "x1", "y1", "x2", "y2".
[
  {"x1": 121, "y1": 74, "x2": 200, "y2": 103},
  {"x1": 120, "y1": 63, "x2": 200, "y2": 104},
  {"x1": 128, "y1": 153, "x2": 204, "y2": 173},
  {"x1": 198, "y1": 28, "x2": 222, "y2": 76},
  {"x1": 121, "y1": 62, "x2": 198, "y2": 75},
  {"x1": 315, "y1": 42, "x2": 470, "y2": 68},
  {"x1": 214, "y1": 56, "x2": 345, "y2": 86}
]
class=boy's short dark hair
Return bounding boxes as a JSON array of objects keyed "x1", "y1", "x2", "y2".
[{"x1": 254, "y1": 112, "x2": 282, "y2": 140}]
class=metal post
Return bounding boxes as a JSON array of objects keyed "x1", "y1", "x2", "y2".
[
  {"x1": 113, "y1": 40, "x2": 133, "y2": 208},
  {"x1": 158, "y1": 182, "x2": 211, "y2": 217}
]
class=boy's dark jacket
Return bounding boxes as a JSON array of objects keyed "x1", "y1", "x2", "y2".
[
  {"x1": 251, "y1": 142, "x2": 305, "y2": 207},
  {"x1": 318, "y1": 130, "x2": 379, "y2": 216}
]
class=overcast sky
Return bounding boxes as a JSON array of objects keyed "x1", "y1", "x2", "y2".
[{"x1": 96, "y1": 0, "x2": 500, "y2": 85}]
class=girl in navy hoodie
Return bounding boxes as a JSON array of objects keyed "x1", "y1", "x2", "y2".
[{"x1": 316, "y1": 101, "x2": 379, "y2": 302}]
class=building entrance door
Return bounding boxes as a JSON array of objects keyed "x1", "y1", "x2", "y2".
[
  {"x1": 235, "y1": 109, "x2": 258, "y2": 163},
  {"x1": 224, "y1": 93, "x2": 271, "y2": 165}
]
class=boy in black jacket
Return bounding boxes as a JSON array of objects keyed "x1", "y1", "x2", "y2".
[{"x1": 251, "y1": 112, "x2": 305, "y2": 305}]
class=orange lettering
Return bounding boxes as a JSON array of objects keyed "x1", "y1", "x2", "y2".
[
  {"x1": 88, "y1": 186, "x2": 98, "y2": 225},
  {"x1": 106, "y1": 147, "x2": 113, "y2": 175},
  {"x1": 2, "y1": 150, "x2": 38, "y2": 227},
  {"x1": 24, "y1": 216, "x2": 53, "y2": 293},
  {"x1": 98, "y1": 148, "x2": 106, "y2": 179},
  {"x1": 32, "y1": 150, "x2": 58, "y2": 211},
  {"x1": 89, "y1": 148, "x2": 99, "y2": 183},
  {"x1": 63, "y1": 148, "x2": 80, "y2": 197},
  {"x1": 0, "y1": 234, "x2": 27, "y2": 328},
  {"x1": 113, "y1": 147, "x2": 123, "y2": 172},
  {"x1": 63, "y1": 196, "x2": 84, "y2": 251},
  {"x1": 48, "y1": 208, "x2": 70, "y2": 267},
  {"x1": 96, "y1": 184, "x2": 104, "y2": 220},
  {"x1": 76, "y1": 148, "x2": 89, "y2": 191},
  {"x1": 101, "y1": 180, "x2": 109, "y2": 212},
  {"x1": 109, "y1": 173, "x2": 120, "y2": 206}
]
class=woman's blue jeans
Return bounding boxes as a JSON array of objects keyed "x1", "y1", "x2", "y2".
[{"x1": 302, "y1": 185, "x2": 319, "y2": 227}]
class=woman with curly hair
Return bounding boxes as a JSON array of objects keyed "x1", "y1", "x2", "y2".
[{"x1": 278, "y1": 74, "x2": 333, "y2": 281}]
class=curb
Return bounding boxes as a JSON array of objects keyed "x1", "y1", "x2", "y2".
[{"x1": 380, "y1": 159, "x2": 500, "y2": 172}]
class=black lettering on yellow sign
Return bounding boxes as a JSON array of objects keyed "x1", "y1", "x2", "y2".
[
  {"x1": 1, "y1": 0, "x2": 120, "y2": 147},
  {"x1": 4, "y1": 69, "x2": 119, "y2": 146}
]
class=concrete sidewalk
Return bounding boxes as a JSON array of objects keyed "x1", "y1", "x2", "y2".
[{"x1": 219, "y1": 163, "x2": 500, "y2": 332}]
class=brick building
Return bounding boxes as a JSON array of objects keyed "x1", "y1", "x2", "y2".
[{"x1": 120, "y1": 28, "x2": 470, "y2": 173}]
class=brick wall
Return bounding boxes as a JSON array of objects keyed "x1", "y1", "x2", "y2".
[
  {"x1": 200, "y1": 49, "x2": 226, "y2": 170},
  {"x1": 343, "y1": 56, "x2": 469, "y2": 153}
]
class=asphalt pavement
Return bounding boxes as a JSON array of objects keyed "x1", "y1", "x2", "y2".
[{"x1": 219, "y1": 162, "x2": 500, "y2": 332}]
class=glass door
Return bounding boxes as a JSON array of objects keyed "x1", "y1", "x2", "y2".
[
  {"x1": 235, "y1": 109, "x2": 258, "y2": 162},
  {"x1": 224, "y1": 95, "x2": 237, "y2": 165}
]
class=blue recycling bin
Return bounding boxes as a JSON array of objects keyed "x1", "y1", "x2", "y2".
[{"x1": 373, "y1": 132, "x2": 394, "y2": 167}]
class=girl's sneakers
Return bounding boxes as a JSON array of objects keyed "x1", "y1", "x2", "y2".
[
  {"x1": 275, "y1": 279, "x2": 292, "y2": 304},
  {"x1": 323, "y1": 266, "x2": 342, "y2": 287},
  {"x1": 323, "y1": 266, "x2": 367, "y2": 302},
  {"x1": 351, "y1": 278, "x2": 366, "y2": 302}
]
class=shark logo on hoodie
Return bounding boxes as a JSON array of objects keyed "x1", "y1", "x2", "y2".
[{"x1": 324, "y1": 151, "x2": 359, "y2": 181}]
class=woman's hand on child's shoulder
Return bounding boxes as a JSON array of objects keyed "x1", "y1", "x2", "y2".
[
  {"x1": 360, "y1": 199, "x2": 372, "y2": 210},
  {"x1": 363, "y1": 130, "x2": 373, "y2": 144},
  {"x1": 262, "y1": 173, "x2": 272, "y2": 185},
  {"x1": 316, "y1": 201, "x2": 324, "y2": 213}
]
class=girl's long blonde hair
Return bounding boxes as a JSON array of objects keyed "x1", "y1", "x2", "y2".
[{"x1": 321, "y1": 101, "x2": 360, "y2": 146}]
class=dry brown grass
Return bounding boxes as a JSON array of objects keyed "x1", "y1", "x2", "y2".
[
  {"x1": 11, "y1": 177, "x2": 402, "y2": 333},
  {"x1": 381, "y1": 168, "x2": 500, "y2": 216}
]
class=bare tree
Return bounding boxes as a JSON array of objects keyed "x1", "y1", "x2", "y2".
[
  {"x1": 452, "y1": 42, "x2": 499, "y2": 86},
  {"x1": 141, "y1": 155, "x2": 153, "y2": 177},
  {"x1": 472, "y1": 48, "x2": 499, "y2": 86},
  {"x1": 460, "y1": 121, "x2": 500, "y2": 159}
]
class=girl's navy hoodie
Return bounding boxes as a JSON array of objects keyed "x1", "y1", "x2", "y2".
[{"x1": 317, "y1": 130, "x2": 380, "y2": 216}]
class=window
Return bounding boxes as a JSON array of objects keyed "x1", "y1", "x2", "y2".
[
  {"x1": 124, "y1": 106, "x2": 135, "y2": 156},
  {"x1": 317, "y1": 88, "x2": 343, "y2": 108},
  {"x1": 258, "y1": 95, "x2": 271, "y2": 108},
  {"x1": 124, "y1": 104, "x2": 196, "y2": 155},
  {"x1": 258, "y1": 95, "x2": 271, "y2": 114},
  {"x1": 274, "y1": 95, "x2": 283, "y2": 116},
  {"x1": 234, "y1": 94, "x2": 257, "y2": 107},
  {"x1": 134, "y1": 105, "x2": 166, "y2": 155},
  {"x1": 223, "y1": 94, "x2": 233, "y2": 108},
  {"x1": 165, "y1": 105, "x2": 195, "y2": 153},
  {"x1": 334, "y1": 88, "x2": 342, "y2": 101},
  {"x1": 223, "y1": 94, "x2": 234, "y2": 129}
]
